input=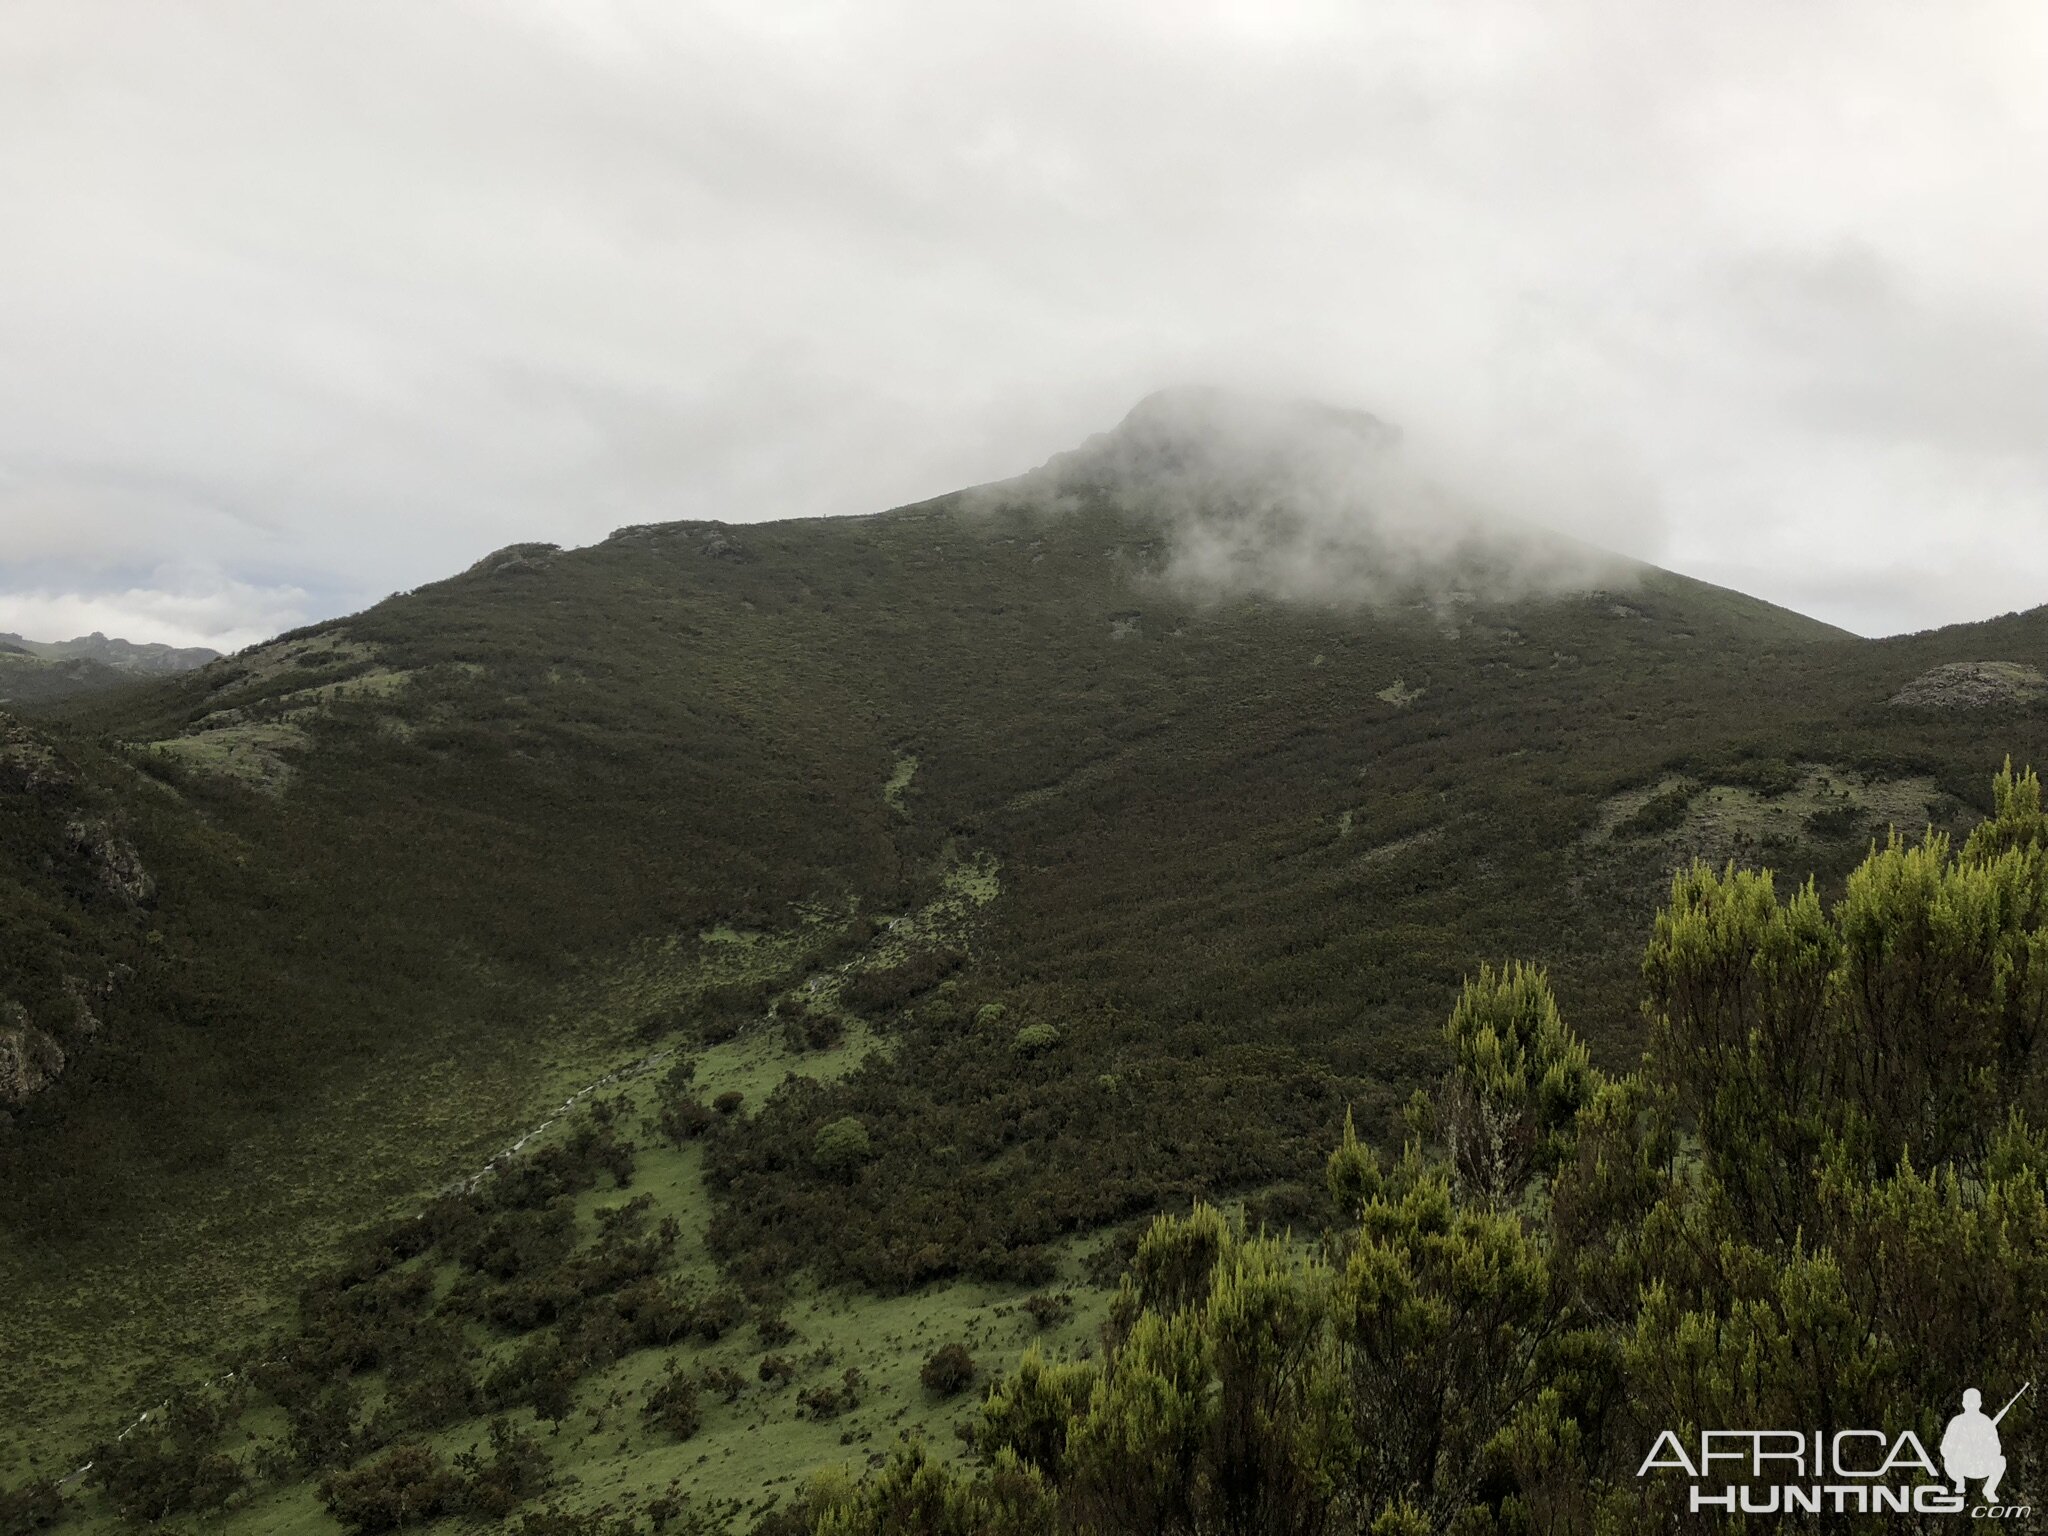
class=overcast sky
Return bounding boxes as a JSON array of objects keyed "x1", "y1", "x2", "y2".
[{"x1": 3, "y1": 1, "x2": 2046, "y2": 649}]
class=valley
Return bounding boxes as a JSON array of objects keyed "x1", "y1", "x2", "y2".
[{"x1": 4, "y1": 398, "x2": 2047, "y2": 1529}]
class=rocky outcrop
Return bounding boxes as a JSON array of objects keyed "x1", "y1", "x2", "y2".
[
  {"x1": 1889, "y1": 661, "x2": 2048, "y2": 710},
  {"x1": 0, "y1": 1002, "x2": 66, "y2": 1109},
  {"x1": 0, "y1": 713, "x2": 151, "y2": 1111},
  {"x1": 467, "y1": 542, "x2": 561, "y2": 578},
  {"x1": 604, "y1": 521, "x2": 756, "y2": 560},
  {"x1": 0, "y1": 710, "x2": 61, "y2": 790},
  {"x1": 65, "y1": 819, "x2": 156, "y2": 905}
]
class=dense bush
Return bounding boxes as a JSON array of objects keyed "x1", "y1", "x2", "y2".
[
  {"x1": 653, "y1": 1058, "x2": 715, "y2": 1143},
  {"x1": 1613, "y1": 779, "x2": 1695, "y2": 837},
  {"x1": 88, "y1": 1385, "x2": 246, "y2": 1524},
  {"x1": 1009, "y1": 1024, "x2": 1061, "y2": 1057},
  {"x1": 1805, "y1": 801, "x2": 1865, "y2": 838},
  {"x1": 454, "y1": 1418, "x2": 553, "y2": 1520},
  {"x1": 701, "y1": 1364, "x2": 747, "y2": 1404},
  {"x1": 318, "y1": 1443, "x2": 462, "y2": 1533},
  {"x1": 797, "y1": 1369, "x2": 865, "y2": 1421},
  {"x1": 642, "y1": 1366, "x2": 703, "y2": 1441},
  {"x1": 1021, "y1": 1291, "x2": 1073, "y2": 1331},
  {"x1": 781, "y1": 998, "x2": 846, "y2": 1053},
  {"x1": 811, "y1": 1116, "x2": 873, "y2": 1177},
  {"x1": 682, "y1": 1285, "x2": 747, "y2": 1343},
  {"x1": 803, "y1": 764, "x2": 2048, "y2": 1534},
  {"x1": 839, "y1": 949, "x2": 963, "y2": 1014},
  {"x1": 919, "y1": 1343, "x2": 977, "y2": 1398},
  {"x1": 0, "y1": 1478, "x2": 64, "y2": 1533}
]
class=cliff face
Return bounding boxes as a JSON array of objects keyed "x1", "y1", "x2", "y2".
[{"x1": 0, "y1": 712, "x2": 148, "y2": 1111}]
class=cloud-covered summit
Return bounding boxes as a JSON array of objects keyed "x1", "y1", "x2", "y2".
[{"x1": 993, "y1": 386, "x2": 1634, "y2": 611}]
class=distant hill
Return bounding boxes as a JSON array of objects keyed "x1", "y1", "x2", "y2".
[
  {"x1": 0, "y1": 630, "x2": 220, "y2": 707},
  {"x1": 1, "y1": 392, "x2": 2044, "y2": 1516},
  {"x1": 0, "y1": 629, "x2": 221, "y2": 675}
]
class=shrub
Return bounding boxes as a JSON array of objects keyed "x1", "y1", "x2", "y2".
[
  {"x1": 811, "y1": 1116, "x2": 873, "y2": 1177},
  {"x1": 781, "y1": 998, "x2": 846, "y2": 1053},
  {"x1": 1614, "y1": 780, "x2": 1695, "y2": 838},
  {"x1": 1011, "y1": 1024, "x2": 1061, "y2": 1057},
  {"x1": 89, "y1": 1386, "x2": 246, "y2": 1523},
  {"x1": 1022, "y1": 1292, "x2": 1074, "y2": 1331},
  {"x1": 652, "y1": 1059, "x2": 714, "y2": 1143},
  {"x1": 701, "y1": 1364, "x2": 747, "y2": 1404},
  {"x1": 453, "y1": 1203, "x2": 576, "y2": 1283},
  {"x1": 700, "y1": 1015, "x2": 742, "y2": 1045},
  {"x1": 1806, "y1": 803, "x2": 1864, "y2": 838},
  {"x1": 613, "y1": 1277, "x2": 694, "y2": 1348},
  {"x1": 659, "y1": 1096, "x2": 714, "y2": 1142},
  {"x1": 794, "y1": 1368, "x2": 864, "y2": 1421},
  {"x1": 840, "y1": 949, "x2": 964, "y2": 1013},
  {"x1": 0, "y1": 1478, "x2": 64, "y2": 1532},
  {"x1": 279, "y1": 1377, "x2": 369, "y2": 1472},
  {"x1": 689, "y1": 1286, "x2": 750, "y2": 1342},
  {"x1": 642, "y1": 1365, "x2": 702, "y2": 1442},
  {"x1": 388, "y1": 1342, "x2": 477, "y2": 1432},
  {"x1": 455, "y1": 1418, "x2": 552, "y2": 1520},
  {"x1": 486, "y1": 1123, "x2": 636, "y2": 1208},
  {"x1": 514, "y1": 1505, "x2": 645, "y2": 1536},
  {"x1": 1716, "y1": 754, "x2": 1803, "y2": 796},
  {"x1": 802, "y1": 1011, "x2": 846, "y2": 1051},
  {"x1": 920, "y1": 1343, "x2": 978, "y2": 1397},
  {"x1": 318, "y1": 1443, "x2": 462, "y2": 1533},
  {"x1": 482, "y1": 1337, "x2": 578, "y2": 1423}
]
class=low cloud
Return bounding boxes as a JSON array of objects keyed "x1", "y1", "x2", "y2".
[
  {"x1": 980, "y1": 387, "x2": 1635, "y2": 613},
  {"x1": 0, "y1": 568, "x2": 313, "y2": 654},
  {"x1": 2, "y1": 2, "x2": 2045, "y2": 643}
]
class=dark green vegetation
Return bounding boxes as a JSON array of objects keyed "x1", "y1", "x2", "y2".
[
  {"x1": 788, "y1": 764, "x2": 2048, "y2": 1534},
  {"x1": 12, "y1": 768, "x2": 2048, "y2": 1534},
  {"x1": 2, "y1": 397, "x2": 2047, "y2": 1527}
]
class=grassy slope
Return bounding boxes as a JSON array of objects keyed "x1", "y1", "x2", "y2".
[
  {"x1": 41, "y1": 1018, "x2": 1115, "y2": 1535},
  {"x1": 3, "y1": 481, "x2": 2047, "y2": 1512}
]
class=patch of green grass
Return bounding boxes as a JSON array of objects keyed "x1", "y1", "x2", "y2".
[
  {"x1": 36, "y1": 1062, "x2": 1111, "y2": 1534},
  {"x1": 145, "y1": 721, "x2": 309, "y2": 789},
  {"x1": 882, "y1": 753, "x2": 918, "y2": 815}
]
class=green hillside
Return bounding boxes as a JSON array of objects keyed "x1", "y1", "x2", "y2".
[
  {"x1": 0, "y1": 648, "x2": 132, "y2": 707},
  {"x1": 3, "y1": 396, "x2": 2046, "y2": 1528}
]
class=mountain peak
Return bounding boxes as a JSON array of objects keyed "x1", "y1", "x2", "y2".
[
  {"x1": 1042, "y1": 386, "x2": 1401, "y2": 493},
  {"x1": 1117, "y1": 385, "x2": 1400, "y2": 449}
]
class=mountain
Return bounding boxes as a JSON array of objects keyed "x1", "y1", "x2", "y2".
[
  {"x1": 0, "y1": 631, "x2": 223, "y2": 676},
  {"x1": 2, "y1": 393, "x2": 2046, "y2": 1523},
  {"x1": 0, "y1": 631, "x2": 221, "y2": 707}
]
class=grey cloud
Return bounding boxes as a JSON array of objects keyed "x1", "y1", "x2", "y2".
[
  {"x1": 2, "y1": 0, "x2": 2045, "y2": 645},
  {"x1": 978, "y1": 387, "x2": 1635, "y2": 613}
]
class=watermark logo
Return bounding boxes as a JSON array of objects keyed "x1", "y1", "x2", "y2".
[
  {"x1": 1637, "y1": 1383, "x2": 2032, "y2": 1520},
  {"x1": 1944, "y1": 1386, "x2": 2028, "y2": 1510}
]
